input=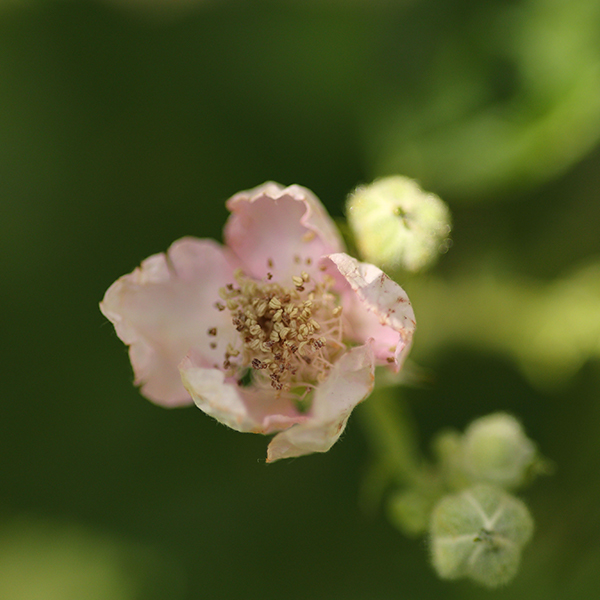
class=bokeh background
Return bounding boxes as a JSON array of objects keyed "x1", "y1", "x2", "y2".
[{"x1": 2, "y1": 0, "x2": 600, "y2": 598}]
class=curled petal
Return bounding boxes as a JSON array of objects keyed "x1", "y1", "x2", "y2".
[
  {"x1": 180, "y1": 355, "x2": 308, "y2": 434},
  {"x1": 179, "y1": 361, "x2": 256, "y2": 432},
  {"x1": 326, "y1": 253, "x2": 416, "y2": 371},
  {"x1": 224, "y1": 182, "x2": 344, "y2": 281},
  {"x1": 100, "y1": 238, "x2": 240, "y2": 407},
  {"x1": 266, "y1": 344, "x2": 375, "y2": 462}
]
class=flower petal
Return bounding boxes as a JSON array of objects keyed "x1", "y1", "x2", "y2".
[
  {"x1": 224, "y1": 182, "x2": 344, "y2": 282},
  {"x1": 100, "y1": 238, "x2": 240, "y2": 407},
  {"x1": 180, "y1": 355, "x2": 308, "y2": 434},
  {"x1": 326, "y1": 253, "x2": 416, "y2": 371},
  {"x1": 266, "y1": 343, "x2": 375, "y2": 462}
]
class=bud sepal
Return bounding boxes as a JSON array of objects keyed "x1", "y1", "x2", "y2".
[{"x1": 429, "y1": 484, "x2": 534, "y2": 587}]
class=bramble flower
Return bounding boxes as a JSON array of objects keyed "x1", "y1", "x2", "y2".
[{"x1": 100, "y1": 183, "x2": 415, "y2": 461}]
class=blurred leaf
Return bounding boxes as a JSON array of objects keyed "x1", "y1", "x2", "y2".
[
  {"x1": 0, "y1": 516, "x2": 185, "y2": 600},
  {"x1": 366, "y1": 0, "x2": 600, "y2": 199},
  {"x1": 410, "y1": 260, "x2": 600, "y2": 389}
]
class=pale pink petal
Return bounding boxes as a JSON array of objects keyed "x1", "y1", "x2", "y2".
[
  {"x1": 266, "y1": 343, "x2": 375, "y2": 462},
  {"x1": 100, "y1": 238, "x2": 240, "y2": 407},
  {"x1": 224, "y1": 182, "x2": 344, "y2": 282},
  {"x1": 326, "y1": 253, "x2": 416, "y2": 371},
  {"x1": 180, "y1": 355, "x2": 308, "y2": 434}
]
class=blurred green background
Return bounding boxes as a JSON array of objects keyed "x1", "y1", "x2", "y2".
[{"x1": 2, "y1": 0, "x2": 600, "y2": 598}]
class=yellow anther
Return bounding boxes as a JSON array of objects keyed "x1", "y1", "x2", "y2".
[
  {"x1": 226, "y1": 344, "x2": 240, "y2": 357},
  {"x1": 269, "y1": 297, "x2": 282, "y2": 310},
  {"x1": 256, "y1": 300, "x2": 268, "y2": 317}
]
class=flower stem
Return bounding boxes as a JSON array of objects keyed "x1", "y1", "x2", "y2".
[{"x1": 358, "y1": 385, "x2": 424, "y2": 488}]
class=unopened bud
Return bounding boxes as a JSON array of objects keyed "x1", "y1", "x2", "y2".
[
  {"x1": 387, "y1": 489, "x2": 435, "y2": 538},
  {"x1": 430, "y1": 485, "x2": 534, "y2": 588},
  {"x1": 462, "y1": 413, "x2": 537, "y2": 489},
  {"x1": 432, "y1": 429, "x2": 470, "y2": 490},
  {"x1": 346, "y1": 176, "x2": 451, "y2": 273}
]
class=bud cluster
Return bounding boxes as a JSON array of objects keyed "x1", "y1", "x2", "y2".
[{"x1": 381, "y1": 411, "x2": 542, "y2": 587}]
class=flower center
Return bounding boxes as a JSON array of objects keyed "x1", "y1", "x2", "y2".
[{"x1": 215, "y1": 265, "x2": 344, "y2": 399}]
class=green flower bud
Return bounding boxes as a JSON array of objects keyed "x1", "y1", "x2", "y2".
[
  {"x1": 346, "y1": 176, "x2": 451, "y2": 273},
  {"x1": 387, "y1": 488, "x2": 436, "y2": 538},
  {"x1": 462, "y1": 413, "x2": 537, "y2": 490},
  {"x1": 430, "y1": 485, "x2": 534, "y2": 588},
  {"x1": 432, "y1": 429, "x2": 471, "y2": 490}
]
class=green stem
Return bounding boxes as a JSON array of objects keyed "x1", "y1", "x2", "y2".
[{"x1": 358, "y1": 385, "x2": 424, "y2": 487}]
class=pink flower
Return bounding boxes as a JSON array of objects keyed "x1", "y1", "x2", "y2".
[{"x1": 100, "y1": 182, "x2": 416, "y2": 461}]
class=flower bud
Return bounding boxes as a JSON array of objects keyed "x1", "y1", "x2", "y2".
[
  {"x1": 432, "y1": 429, "x2": 471, "y2": 490},
  {"x1": 346, "y1": 176, "x2": 451, "y2": 273},
  {"x1": 387, "y1": 489, "x2": 435, "y2": 538},
  {"x1": 430, "y1": 485, "x2": 534, "y2": 588},
  {"x1": 462, "y1": 413, "x2": 537, "y2": 489}
]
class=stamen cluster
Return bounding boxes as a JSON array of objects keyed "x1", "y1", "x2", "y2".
[{"x1": 215, "y1": 266, "x2": 344, "y2": 396}]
